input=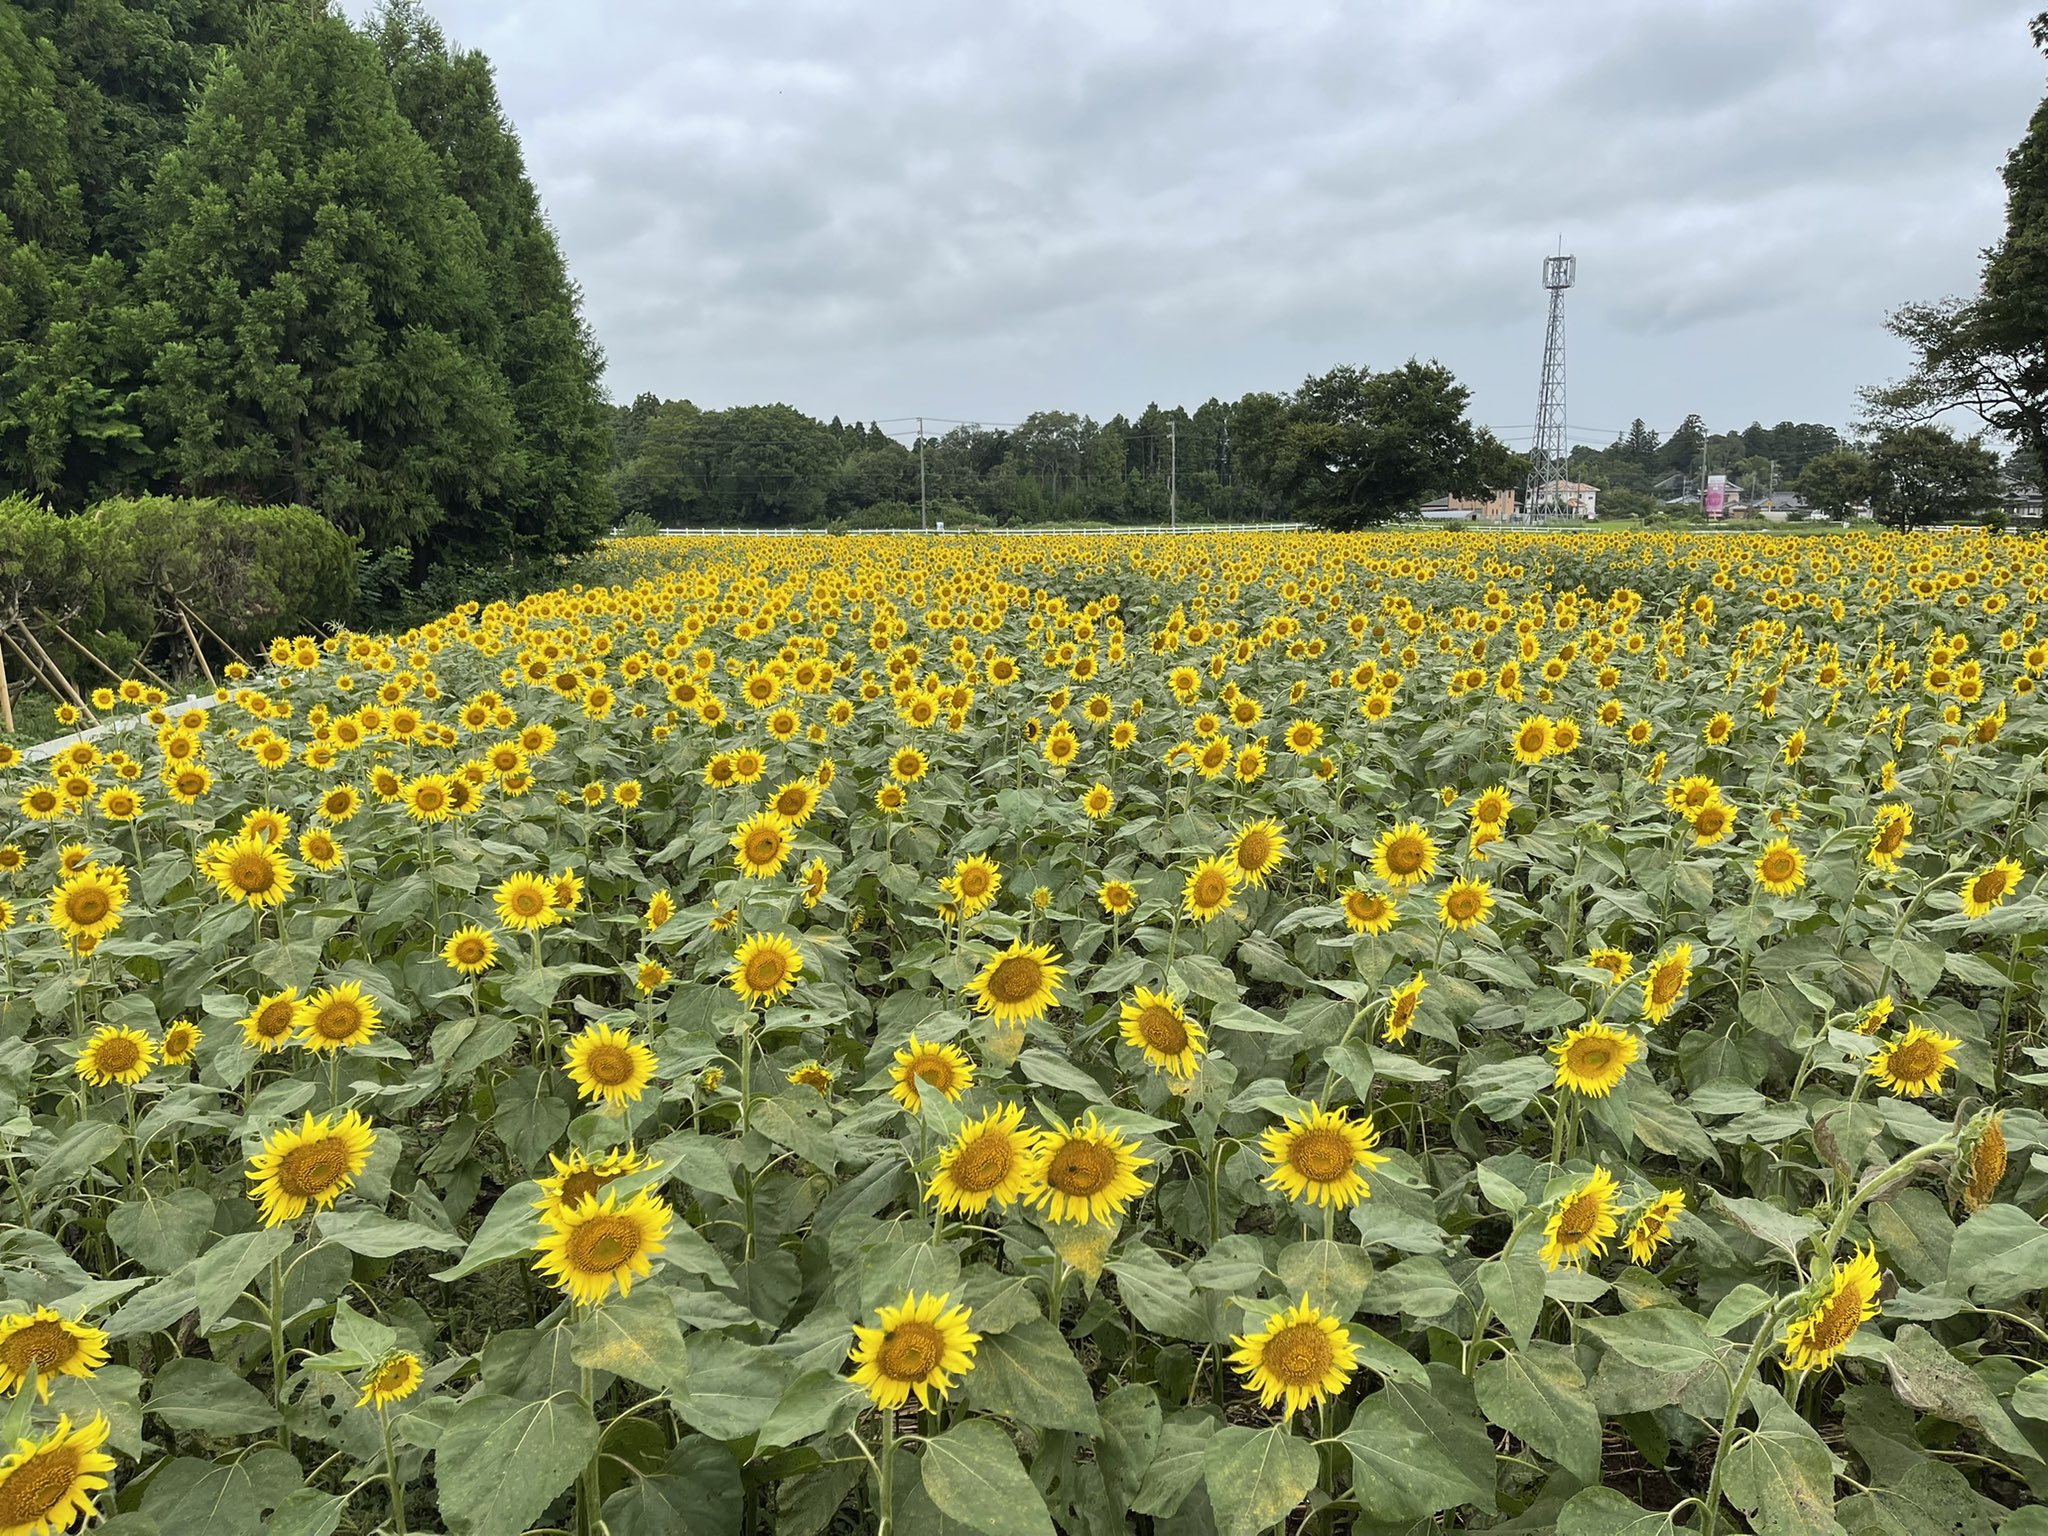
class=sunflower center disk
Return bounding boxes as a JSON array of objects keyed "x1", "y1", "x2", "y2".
[
  {"x1": 2, "y1": 1323, "x2": 73, "y2": 1375},
  {"x1": 278, "y1": 1141, "x2": 349, "y2": 1199},
  {"x1": 1138, "y1": 1008, "x2": 1188, "y2": 1054},
  {"x1": 878, "y1": 1321, "x2": 944, "y2": 1382},
  {"x1": 95, "y1": 1041, "x2": 140, "y2": 1074},
  {"x1": 989, "y1": 957, "x2": 1043, "y2": 1004},
  {"x1": 0, "y1": 1448, "x2": 82, "y2": 1523},
  {"x1": 1556, "y1": 1195, "x2": 1599, "y2": 1243},
  {"x1": 1288, "y1": 1129, "x2": 1354, "y2": 1183},
  {"x1": 586, "y1": 1045, "x2": 634, "y2": 1085},
  {"x1": 1048, "y1": 1142, "x2": 1114, "y2": 1195},
  {"x1": 950, "y1": 1134, "x2": 1012, "y2": 1192},
  {"x1": 1265, "y1": 1323, "x2": 1334, "y2": 1386},
  {"x1": 569, "y1": 1214, "x2": 641, "y2": 1271}
]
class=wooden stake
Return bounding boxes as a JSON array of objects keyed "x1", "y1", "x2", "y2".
[
  {"x1": 12, "y1": 622, "x2": 94, "y2": 720},
  {"x1": 175, "y1": 604, "x2": 216, "y2": 688},
  {"x1": 178, "y1": 601, "x2": 249, "y2": 667},
  {"x1": 35, "y1": 609, "x2": 174, "y2": 692},
  {"x1": 2, "y1": 630, "x2": 69, "y2": 713}
]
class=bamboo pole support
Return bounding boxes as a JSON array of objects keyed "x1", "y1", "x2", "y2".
[
  {"x1": 3, "y1": 630, "x2": 71, "y2": 717},
  {"x1": 174, "y1": 603, "x2": 216, "y2": 688},
  {"x1": 12, "y1": 622, "x2": 94, "y2": 720},
  {"x1": 178, "y1": 601, "x2": 248, "y2": 667},
  {"x1": 35, "y1": 609, "x2": 174, "y2": 692}
]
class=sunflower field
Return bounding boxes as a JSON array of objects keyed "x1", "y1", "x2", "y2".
[{"x1": 3, "y1": 528, "x2": 2048, "y2": 1536}]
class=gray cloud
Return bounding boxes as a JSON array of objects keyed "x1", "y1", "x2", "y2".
[{"x1": 353, "y1": 0, "x2": 2044, "y2": 447}]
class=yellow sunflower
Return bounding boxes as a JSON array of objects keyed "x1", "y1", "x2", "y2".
[
  {"x1": 493, "y1": 872, "x2": 562, "y2": 931},
  {"x1": 800, "y1": 857, "x2": 830, "y2": 909},
  {"x1": 1752, "y1": 837, "x2": 1807, "y2": 898},
  {"x1": 1868, "y1": 1024, "x2": 1960, "y2": 1098},
  {"x1": 74, "y1": 1026, "x2": 153, "y2": 1088},
  {"x1": 160, "y1": 1018, "x2": 201, "y2": 1066},
  {"x1": 1437, "y1": 877, "x2": 1494, "y2": 932},
  {"x1": 1227, "y1": 819, "x2": 1288, "y2": 889},
  {"x1": 534, "y1": 1187, "x2": 672, "y2": 1305},
  {"x1": 1866, "y1": 804, "x2": 1913, "y2": 872},
  {"x1": 1371, "y1": 823, "x2": 1438, "y2": 889},
  {"x1": 1540, "y1": 1165, "x2": 1620, "y2": 1270},
  {"x1": 1118, "y1": 988, "x2": 1207, "y2": 1078},
  {"x1": 1260, "y1": 1103, "x2": 1388, "y2": 1210},
  {"x1": 1343, "y1": 886, "x2": 1397, "y2": 936},
  {"x1": 1961, "y1": 857, "x2": 2024, "y2": 919},
  {"x1": 1640, "y1": 942, "x2": 1694, "y2": 1024},
  {"x1": 247, "y1": 1110, "x2": 377, "y2": 1226},
  {"x1": 532, "y1": 1145, "x2": 659, "y2": 1219},
  {"x1": 1383, "y1": 975, "x2": 1426, "y2": 1044},
  {"x1": 298, "y1": 981, "x2": 382, "y2": 1053},
  {"x1": 729, "y1": 932, "x2": 803, "y2": 1006},
  {"x1": 951, "y1": 854, "x2": 1002, "y2": 916},
  {"x1": 564, "y1": 1024, "x2": 657, "y2": 1108},
  {"x1": 1958, "y1": 1109, "x2": 2008, "y2": 1211},
  {"x1": 49, "y1": 862, "x2": 128, "y2": 949},
  {"x1": 1781, "y1": 1246, "x2": 1881, "y2": 1372},
  {"x1": 442, "y1": 925, "x2": 499, "y2": 976},
  {"x1": 967, "y1": 940, "x2": 1065, "y2": 1025},
  {"x1": 1587, "y1": 948, "x2": 1633, "y2": 986},
  {"x1": 1183, "y1": 856, "x2": 1241, "y2": 922},
  {"x1": 767, "y1": 777, "x2": 822, "y2": 825},
  {"x1": 1511, "y1": 714, "x2": 1554, "y2": 764},
  {"x1": 1024, "y1": 1113, "x2": 1152, "y2": 1225},
  {"x1": 206, "y1": 836, "x2": 294, "y2": 908},
  {"x1": 1550, "y1": 1022, "x2": 1641, "y2": 1098},
  {"x1": 0, "y1": 1413, "x2": 116, "y2": 1534},
  {"x1": 1689, "y1": 797, "x2": 1736, "y2": 846},
  {"x1": 929, "y1": 1103, "x2": 1041, "y2": 1214},
  {"x1": 240, "y1": 987, "x2": 309, "y2": 1053},
  {"x1": 1470, "y1": 785, "x2": 1513, "y2": 829},
  {"x1": 1098, "y1": 879, "x2": 1138, "y2": 917},
  {"x1": 731, "y1": 811, "x2": 795, "y2": 879},
  {"x1": 888, "y1": 1035, "x2": 976, "y2": 1111},
  {"x1": 1081, "y1": 782, "x2": 1115, "y2": 819},
  {"x1": 0, "y1": 1309, "x2": 109, "y2": 1401},
  {"x1": 403, "y1": 773, "x2": 454, "y2": 823},
  {"x1": 1624, "y1": 1190, "x2": 1686, "y2": 1265},
  {"x1": 1229, "y1": 1297, "x2": 1358, "y2": 1417},
  {"x1": 356, "y1": 1352, "x2": 423, "y2": 1409},
  {"x1": 848, "y1": 1292, "x2": 979, "y2": 1409},
  {"x1": 787, "y1": 1060, "x2": 835, "y2": 1095}
]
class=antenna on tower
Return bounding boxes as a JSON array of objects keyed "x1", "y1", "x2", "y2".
[{"x1": 1523, "y1": 249, "x2": 1576, "y2": 522}]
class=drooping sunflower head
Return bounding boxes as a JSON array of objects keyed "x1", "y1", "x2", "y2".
[
  {"x1": 1371, "y1": 823, "x2": 1438, "y2": 890},
  {"x1": 74, "y1": 1026, "x2": 154, "y2": 1088},
  {"x1": 1587, "y1": 948, "x2": 1633, "y2": 985},
  {"x1": 564, "y1": 1024, "x2": 657, "y2": 1108},
  {"x1": 1228, "y1": 1297, "x2": 1358, "y2": 1417},
  {"x1": 1539, "y1": 1165, "x2": 1620, "y2": 1271},
  {"x1": 847, "y1": 1292, "x2": 980, "y2": 1410},
  {"x1": 1259, "y1": 1103, "x2": 1388, "y2": 1210},
  {"x1": 1781, "y1": 1246, "x2": 1881, "y2": 1372},
  {"x1": 729, "y1": 932, "x2": 803, "y2": 1007},
  {"x1": 534, "y1": 1188, "x2": 673, "y2": 1305},
  {"x1": 929, "y1": 1103, "x2": 1041, "y2": 1214},
  {"x1": 247, "y1": 1109, "x2": 377, "y2": 1226},
  {"x1": 1956, "y1": 1109, "x2": 2008, "y2": 1212},
  {"x1": 1551, "y1": 1022, "x2": 1641, "y2": 1098},
  {"x1": 1118, "y1": 987, "x2": 1207, "y2": 1079},
  {"x1": 787, "y1": 1059, "x2": 835, "y2": 1096},
  {"x1": 967, "y1": 940, "x2": 1065, "y2": 1025},
  {"x1": 1024, "y1": 1112, "x2": 1153, "y2": 1226},
  {"x1": 1868, "y1": 1024, "x2": 1960, "y2": 1099}
]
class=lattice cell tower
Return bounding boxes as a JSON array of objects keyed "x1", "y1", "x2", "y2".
[{"x1": 1523, "y1": 252, "x2": 1576, "y2": 521}]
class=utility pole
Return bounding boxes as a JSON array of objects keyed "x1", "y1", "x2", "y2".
[
  {"x1": 918, "y1": 416, "x2": 927, "y2": 533},
  {"x1": 1169, "y1": 421, "x2": 1177, "y2": 532}
]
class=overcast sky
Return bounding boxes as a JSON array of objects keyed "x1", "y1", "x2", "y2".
[{"x1": 356, "y1": 1, "x2": 2044, "y2": 452}]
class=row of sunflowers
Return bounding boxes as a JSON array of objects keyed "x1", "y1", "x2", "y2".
[{"x1": 0, "y1": 528, "x2": 2046, "y2": 1536}]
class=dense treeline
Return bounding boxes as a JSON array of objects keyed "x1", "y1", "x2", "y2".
[
  {"x1": 0, "y1": 0, "x2": 611, "y2": 586},
  {"x1": 610, "y1": 361, "x2": 1526, "y2": 530},
  {"x1": 1562, "y1": 417, "x2": 1847, "y2": 518}
]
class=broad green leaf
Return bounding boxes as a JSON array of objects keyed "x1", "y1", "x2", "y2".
[
  {"x1": 106, "y1": 1188, "x2": 215, "y2": 1273},
  {"x1": 140, "y1": 1448, "x2": 304, "y2": 1536},
  {"x1": 965, "y1": 1317, "x2": 1099, "y2": 1433},
  {"x1": 1879, "y1": 1325, "x2": 2041, "y2": 1465},
  {"x1": 431, "y1": 1181, "x2": 544, "y2": 1282},
  {"x1": 1835, "y1": 1459, "x2": 1995, "y2": 1536},
  {"x1": 602, "y1": 1439, "x2": 745, "y2": 1536},
  {"x1": 674, "y1": 1334, "x2": 791, "y2": 1440},
  {"x1": 1582, "y1": 1306, "x2": 1725, "y2": 1373},
  {"x1": 1557, "y1": 1486, "x2": 1682, "y2": 1536},
  {"x1": 1203, "y1": 1425, "x2": 1317, "y2": 1536},
  {"x1": 1475, "y1": 1341, "x2": 1601, "y2": 1483},
  {"x1": 435, "y1": 1392, "x2": 600, "y2": 1536},
  {"x1": 145, "y1": 1356, "x2": 281, "y2": 1435},
  {"x1": 1478, "y1": 1242, "x2": 1546, "y2": 1348},
  {"x1": 920, "y1": 1419, "x2": 1056, "y2": 1536},
  {"x1": 314, "y1": 1210, "x2": 462, "y2": 1258},
  {"x1": 1277, "y1": 1239, "x2": 1372, "y2": 1318},
  {"x1": 191, "y1": 1225, "x2": 295, "y2": 1335},
  {"x1": 1131, "y1": 1414, "x2": 1216, "y2": 1518},
  {"x1": 1947, "y1": 1205, "x2": 2048, "y2": 1305},
  {"x1": 1339, "y1": 1364, "x2": 1496, "y2": 1521},
  {"x1": 1721, "y1": 1387, "x2": 1839, "y2": 1536},
  {"x1": 571, "y1": 1285, "x2": 685, "y2": 1393}
]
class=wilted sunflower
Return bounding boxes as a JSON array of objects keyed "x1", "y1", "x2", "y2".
[
  {"x1": 564, "y1": 1024, "x2": 657, "y2": 1108},
  {"x1": 532, "y1": 1145, "x2": 658, "y2": 1219},
  {"x1": 74, "y1": 1026, "x2": 153, "y2": 1088},
  {"x1": 1752, "y1": 837, "x2": 1807, "y2": 897},
  {"x1": 247, "y1": 1110, "x2": 377, "y2": 1225},
  {"x1": 1868, "y1": 1024, "x2": 1960, "y2": 1098},
  {"x1": 1437, "y1": 877, "x2": 1494, "y2": 932},
  {"x1": 356, "y1": 1352, "x2": 423, "y2": 1410},
  {"x1": 1781, "y1": 1246, "x2": 1881, "y2": 1372},
  {"x1": 0, "y1": 1413, "x2": 116, "y2": 1534},
  {"x1": 534, "y1": 1187, "x2": 672, "y2": 1304},
  {"x1": 493, "y1": 872, "x2": 561, "y2": 931},
  {"x1": 1024, "y1": 1113, "x2": 1153, "y2": 1225},
  {"x1": 1229, "y1": 1297, "x2": 1358, "y2": 1417},
  {"x1": 929, "y1": 1103, "x2": 1041, "y2": 1214},
  {"x1": 731, "y1": 810, "x2": 795, "y2": 879},
  {"x1": 1624, "y1": 1190, "x2": 1686, "y2": 1265},
  {"x1": 848, "y1": 1292, "x2": 979, "y2": 1410},
  {"x1": 1640, "y1": 942, "x2": 1694, "y2": 1024},
  {"x1": 1540, "y1": 1165, "x2": 1620, "y2": 1270},
  {"x1": 1183, "y1": 856, "x2": 1241, "y2": 922},
  {"x1": 240, "y1": 987, "x2": 308, "y2": 1053},
  {"x1": 967, "y1": 940, "x2": 1065, "y2": 1025},
  {"x1": 1260, "y1": 1103, "x2": 1388, "y2": 1210},
  {"x1": 1118, "y1": 988, "x2": 1207, "y2": 1078},
  {"x1": 1227, "y1": 819, "x2": 1288, "y2": 889},
  {"x1": 49, "y1": 862, "x2": 128, "y2": 948},
  {"x1": 442, "y1": 925, "x2": 499, "y2": 976},
  {"x1": 729, "y1": 932, "x2": 802, "y2": 1006},
  {"x1": 889, "y1": 1035, "x2": 976, "y2": 1111},
  {"x1": 1961, "y1": 857, "x2": 2024, "y2": 920},
  {"x1": 1551, "y1": 1022, "x2": 1641, "y2": 1098},
  {"x1": 299, "y1": 981, "x2": 382, "y2": 1053},
  {"x1": 1956, "y1": 1109, "x2": 2008, "y2": 1211},
  {"x1": 0, "y1": 1308, "x2": 109, "y2": 1401},
  {"x1": 1371, "y1": 822, "x2": 1439, "y2": 890}
]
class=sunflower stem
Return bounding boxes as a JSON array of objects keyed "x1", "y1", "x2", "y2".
[
  {"x1": 876, "y1": 1406, "x2": 896, "y2": 1536},
  {"x1": 270, "y1": 1252, "x2": 292, "y2": 1455},
  {"x1": 379, "y1": 1401, "x2": 407, "y2": 1536},
  {"x1": 1993, "y1": 929, "x2": 2023, "y2": 1096}
]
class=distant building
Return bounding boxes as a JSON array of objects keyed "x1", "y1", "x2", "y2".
[
  {"x1": 1418, "y1": 489, "x2": 1518, "y2": 522},
  {"x1": 1530, "y1": 480, "x2": 1598, "y2": 520}
]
